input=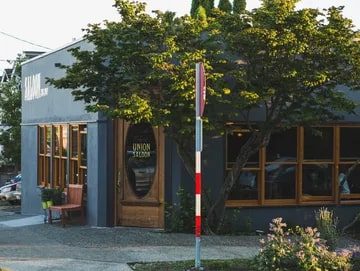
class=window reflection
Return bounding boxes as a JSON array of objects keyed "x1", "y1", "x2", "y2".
[
  {"x1": 266, "y1": 128, "x2": 297, "y2": 162},
  {"x1": 61, "y1": 125, "x2": 68, "y2": 157},
  {"x1": 81, "y1": 133, "x2": 87, "y2": 166},
  {"x1": 39, "y1": 127, "x2": 45, "y2": 154},
  {"x1": 46, "y1": 126, "x2": 51, "y2": 156},
  {"x1": 304, "y1": 127, "x2": 333, "y2": 160},
  {"x1": 228, "y1": 171, "x2": 258, "y2": 200},
  {"x1": 227, "y1": 130, "x2": 259, "y2": 168},
  {"x1": 302, "y1": 164, "x2": 332, "y2": 196},
  {"x1": 340, "y1": 128, "x2": 360, "y2": 161},
  {"x1": 71, "y1": 126, "x2": 78, "y2": 158},
  {"x1": 265, "y1": 164, "x2": 296, "y2": 199},
  {"x1": 339, "y1": 164, "x2": 360, "y2": 195},
  {"x1": 54, "y1": 126, "x2": 60, "y2": 156}
]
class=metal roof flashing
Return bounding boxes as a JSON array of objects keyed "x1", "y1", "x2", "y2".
[{"x1": 21, "y1": 38, "x2": 85, "y2": 66}]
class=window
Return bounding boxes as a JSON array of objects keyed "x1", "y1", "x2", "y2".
[
  {"x1": 227, "y1": 129, "x2": 260, "y2": 203},
  {"x1": 339, "y1": 127, "x2": 360, "y2": 201},
  {"x1": 227, "y1": 130, "x2": 259, "y2": 168},
  {"x1": 38, "y1": 126, "x2": 46, "y2": 186},
  {"x1": 302, "y1": 127, "x2": 334, "y2": 200},
  {"x1": 304, "y1": 127, "x2": 333, "y2": 160},
  {"x1": 226, "y1": 125, "x2": 360, "y2": 207},
  {"x1": 228, "y1": 170, "x2": 259, "y2": 201},
  {"x1": 79, "y1": 125, "x2": 87, "y2": 186},
  {"x1": 38, "y1": 123, "x2": 87, "y2": 188},
  {"x1": 70, "y1": 125, "x2": 87, "y2": 185},
  {"x1": 265, "y1": 128, "x2": 297, "y2": 201}
]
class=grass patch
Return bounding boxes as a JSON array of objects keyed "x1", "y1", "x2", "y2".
[{"x1": 129, "y1": 258, "x2": 255, "y2": 271}]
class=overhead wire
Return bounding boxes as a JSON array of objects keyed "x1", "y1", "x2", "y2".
[{"x1": 0, "y1": 30, "x2": 52, "y2": 50}]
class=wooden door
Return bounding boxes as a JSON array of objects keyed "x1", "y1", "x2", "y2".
[{"x1": 114, "y1": 120, "x2": 165, "y2": 228}]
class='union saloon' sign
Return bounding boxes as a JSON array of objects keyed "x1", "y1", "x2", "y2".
[{"x1": 132, "y1": 143, "x2": 151, "y2": 158}]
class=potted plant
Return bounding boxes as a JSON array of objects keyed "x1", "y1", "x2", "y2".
[
  {"x1": 40, "y1": 188, "x2": 52, "y2": 209},
  {"x1": 52, "y1": 188, "x2": 63, "y2": 205}
]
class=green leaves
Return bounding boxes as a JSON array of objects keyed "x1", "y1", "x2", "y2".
[
  {"x1": 233, "y1": 0, "x2": 246, "y2": 14},
  {"x1": 0, "y1": 56, "x2": 22, "y2": 168},
  {"x1": 218, "y1": 0, "x2": 232, "y2": 13},
  {"x1": 49, "y1": 0, "x2": 360, "y2": 167}
]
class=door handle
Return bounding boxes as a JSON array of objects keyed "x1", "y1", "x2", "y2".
[{"x1": 116, "y1": 170, "x2": 121, "y2": 190}]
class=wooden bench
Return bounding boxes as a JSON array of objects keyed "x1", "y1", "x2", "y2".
[{"x1": 48, "y1": 184, "x2": 84, "y2": 227}]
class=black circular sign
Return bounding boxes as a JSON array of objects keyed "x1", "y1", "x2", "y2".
[{"x1": 125, "y1": 123, "x2": 157, "y2": 198}]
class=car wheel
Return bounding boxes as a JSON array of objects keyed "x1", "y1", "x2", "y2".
[{"x1": 8, "y1": 200, "x2": 16, "y2": 205}]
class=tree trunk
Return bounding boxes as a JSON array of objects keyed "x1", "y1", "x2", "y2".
[
  {"x1": 206, "y1": 129, "x2": 272, "y2": 233},
  {"x1": 167, "y1": 126, "x2": 273, "y2": 234},
  {"x1": 342, "y1": 212, "x2": 360, "y2": 234}
]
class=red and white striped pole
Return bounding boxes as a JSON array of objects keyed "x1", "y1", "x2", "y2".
[{"x1": 195, "y1": 62, "x2": 206, "y2": 269}]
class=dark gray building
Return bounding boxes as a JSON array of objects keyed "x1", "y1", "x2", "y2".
[{"x1": 21, "y1": 39, "x2": 360, "y2": 230}]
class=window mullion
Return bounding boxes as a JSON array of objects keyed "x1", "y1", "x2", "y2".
[
  {"x1": 297, "y1": 126, "x2": 304, "y2": 204},
  {"x1": 334, "y1": 126, "x2": 340, "y2": 204},
  {"x1": 259, "y1": 147, "x2": 265, "y2": 205}
]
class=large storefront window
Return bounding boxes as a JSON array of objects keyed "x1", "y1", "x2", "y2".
[
  {"x1": 226, "y1": 125, "x2": 360, "y2": 207},
  {"x1": 38, "y1": 124, "x2": 87, "y2": 188}
]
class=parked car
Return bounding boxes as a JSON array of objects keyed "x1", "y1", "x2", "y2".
[
  {"x1": 4, "y1": 174, "x2": 21, "y2": 185},
  {"x1": 0, "y1": 181, "x2": 21, "y2": 205}
]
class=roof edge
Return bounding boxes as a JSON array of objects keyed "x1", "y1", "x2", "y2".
[{"x1": 21, "y1": 38, "x2": 85, "y2": 66}]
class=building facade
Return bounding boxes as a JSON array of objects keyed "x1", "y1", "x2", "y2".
[{"x1": 21, "y1": 39, "x2": 360, "y2": 230}]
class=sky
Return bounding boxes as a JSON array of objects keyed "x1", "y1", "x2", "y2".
[{"x1": 1, "y1": 0, "x2": 360, "y2": 73}]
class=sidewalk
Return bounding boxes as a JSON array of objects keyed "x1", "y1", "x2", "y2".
[{"x1": 0, "y1": 208, "x2": 260, "y2": 271}]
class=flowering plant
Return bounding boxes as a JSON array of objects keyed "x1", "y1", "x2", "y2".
[{"x1": 254, "y1": 217, "x2": 351, "y2": 271}]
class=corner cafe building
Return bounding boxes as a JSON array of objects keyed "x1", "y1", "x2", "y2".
[{"x1": 21, "y1": 39, "x2": 360, "y2": 230}]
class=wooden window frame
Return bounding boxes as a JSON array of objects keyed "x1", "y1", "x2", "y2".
[
  {"x1": 338, "y1": 125, "x2": 360, "y2": 203},
  {"x1": 38, "y1": 123, "x2": 87, "y2": 188},
  {"x1": 69, "y1": 124, "x2": 87, "y2": 185},
  {"x1": 38, "y1": 126, "x2": 46, "y2": 187},
  {"x1": 225, "y1": 125, "x2": 360, "y2": 208}
]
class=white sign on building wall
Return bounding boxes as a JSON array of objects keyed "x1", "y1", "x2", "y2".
[{"x1": 24, "y1": 73, "x2": 48, "y2": 101}]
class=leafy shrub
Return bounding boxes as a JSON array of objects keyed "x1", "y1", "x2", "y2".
[
  {"x1": 254, "y1": 217, "x2": 351, "y2": 271},
  {"x1": 217, "y1": 208, "x2": 242, "y2": 235},
  {"x1": 315, "y1": 207, "x2": 339, "y2": 250},
  {"x1": 339, "y1": 247, "x2": 360, "y2": 271},
  {"x1": 165, "y1": 187, "x2": 194, "y2": 233},
  {"x1": 40, "y1": 187, "x2": 63, "y2": 205}
]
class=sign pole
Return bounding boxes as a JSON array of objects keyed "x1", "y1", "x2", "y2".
[{"x1": 195, "y1": 62, "x2": 206, "y2": 269}]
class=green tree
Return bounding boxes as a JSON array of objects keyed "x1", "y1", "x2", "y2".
[
  {"x1": 191, "y1": 0, "x2": 214, "y2": 17},
  {"x1": 191, "y1": 0, "x2": 201, "y2": 17},
  {"x1": 206, "y1": 0, "x2": 360, "y2": 230},
  {"x1": 195, "y1": 5, "x2": 208, "y2": 27},
  {"x1": 202, "y1": 0, "x2": 215, "y2": 15},
  {"x1": 233, "y1": 0, "x2": 246, "y2": 14},
  {"x1": 0, "y1": 57, "x2": 22, "y2": 170},
  {"x1": 218, "y1": 0, "x2": 232, "y2": 13},
  {"x1": 49, "y1": 0, "x2": 360, "y2": 232},
  {"x1": 48, "y1": 0, "x2": 224, "y2": 179}
]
